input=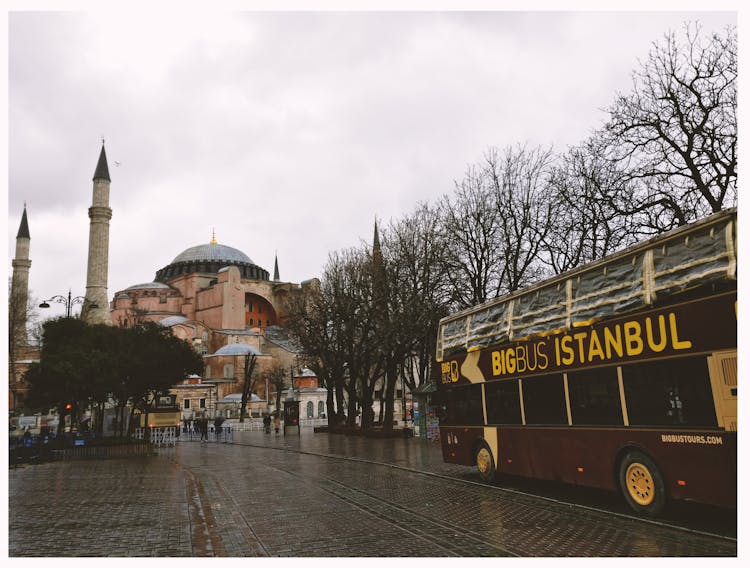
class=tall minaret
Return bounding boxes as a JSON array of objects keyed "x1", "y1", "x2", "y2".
[
  {"x1": 11, "y1": 205, "x2": 31, "y2": 342},
  {"x1": 81, "y1": 143, "x2": 113, "y2": 325}
]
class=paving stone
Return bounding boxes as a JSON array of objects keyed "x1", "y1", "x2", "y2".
[{"x1": 8, "y1": 430, "x2": 736, "y2": 557}]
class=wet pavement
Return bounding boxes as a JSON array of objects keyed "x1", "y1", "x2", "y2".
[{"x1": 8, "y1": 429, "x2": 737, "y2": 557}]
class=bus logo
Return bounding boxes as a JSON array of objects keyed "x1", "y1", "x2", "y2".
[{"x1": 441, "y1": 361, "x2": 459, "y2": 384}]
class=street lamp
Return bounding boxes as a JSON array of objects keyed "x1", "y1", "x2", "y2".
[{"x1": 39, "y1": 290, "x2": 96, "y2": 318}]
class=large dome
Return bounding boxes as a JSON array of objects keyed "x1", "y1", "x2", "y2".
[
  {"x1": 171, "y1": 243, "x2": 254, "y2": 265},
  {"x1": 155, "y1": 241, "x2": 269, "y2": 283}
]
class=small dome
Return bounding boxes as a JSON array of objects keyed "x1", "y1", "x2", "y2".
[
  {"x1": 172, "y1": 243, "x2": 254, "y2": 265},
  {"x1": 297, "y1": 367, "x2": 316, "y2": 377},
  {"x1": 210, "y1": 344, "x2": 262, "y2": 357},
  {"x1": 221, "y1": 393, "x2": 262, "y2": 403}
]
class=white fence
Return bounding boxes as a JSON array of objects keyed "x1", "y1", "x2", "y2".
[
  {"x1": 220, "y1": 418, "x2": 329, "y2": 432},
  {"x1": 134, "y1": 426, "x2": 178, "y2": 447}
]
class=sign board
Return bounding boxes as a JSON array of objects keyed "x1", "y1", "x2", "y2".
[
  {"x1": 18, "y1": 416, "x2": 37, "y2": 427},
  {"x1": 74, "y1": 439, "x2": 85, "y2": 446}
]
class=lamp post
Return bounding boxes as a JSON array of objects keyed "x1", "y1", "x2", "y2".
[{"x1": 39, "y1": 290, "x2": 96, "y2": 318}]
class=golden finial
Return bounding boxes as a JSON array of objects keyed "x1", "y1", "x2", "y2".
[{"x1": 210, "y1": 228, "x2": 217, "y2": 245}]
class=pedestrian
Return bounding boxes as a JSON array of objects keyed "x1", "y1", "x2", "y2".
[
  {"x1": 213, "y1": 416, "x2": 224, "y2": 441},
  {"x1": 274, "y1": 414, "x2": 281, "y2": 435},
  {"x1": 199, "y1": 418, "x2": 208, "y2": 443},
  {"x1": 263, "y1": 414, "x2": 271, "y2": 434}
]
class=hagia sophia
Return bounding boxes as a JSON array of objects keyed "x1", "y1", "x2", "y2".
[{"x1": 9, "y1": 144, "x2": 327, "y2": 424}]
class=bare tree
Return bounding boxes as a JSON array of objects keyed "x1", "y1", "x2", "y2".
[
  {"x1": 601, "y1": 23, "x2": 736, "y2": 231},
  {"x1": 439, "y1": 165, "x2": 500, "y2": 309},
  {"x1": 239, "y1": 352, "x2": 258, "y2": 422},
  {"x1": 283, "y1": 245, "x2": 380, "y2": 429},
  {"x1": 381, "y1": 204, "x2": 453, "y2": 420},
  {"x1": 283, "y1": 279, "x2": 348, "y2": 425},
  {"x1": 261, "y1": 361, "x2": 289, "y2": 418},
  {"x1": 485, "y1": 144, "x2": 555, "y2": 292},
  {"x1": 544, "y1": 141, "x2": 640, "y2": 274}
]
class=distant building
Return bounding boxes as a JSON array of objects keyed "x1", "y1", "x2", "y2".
[
  {"x1": 110, "y1": 236, "x2": 316, "y2": 414},
  {"x1": 283, "y1": 367, "x2": 328, "y2": 420}
]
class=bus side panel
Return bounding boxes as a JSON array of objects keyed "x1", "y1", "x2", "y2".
[{"x1": 496, "y1": 426, "x2": 736, "y2": 507}]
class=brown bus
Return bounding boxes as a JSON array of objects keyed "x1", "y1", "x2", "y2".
[{"x1": 435, "y1": 209, "x2": 736, "y2": 516}]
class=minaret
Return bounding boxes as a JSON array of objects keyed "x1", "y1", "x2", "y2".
[
  {"x1": 81, "y1": 143, "x2": 113, "y2": 325},
  {"x1": 11, "y1": 205, "x2": 31, "y2": 342},
  {"x1": 372, "y1": 218, "x2": 387, "y2": 310},
  {"x1": 273, "y1": 253, "x2": 280, "y2": 281}
]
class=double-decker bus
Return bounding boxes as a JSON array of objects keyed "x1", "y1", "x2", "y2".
[{"x1": 435, "y1": 209, "x2": 736, "y2": 516}]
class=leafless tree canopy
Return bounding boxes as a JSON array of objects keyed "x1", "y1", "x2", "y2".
[
  {"x1": 601, "y1": 23, "x2": 736, "y2": 231},
  {"x1": 282, "y1": 23, "x2": 736, "y2": 430}
]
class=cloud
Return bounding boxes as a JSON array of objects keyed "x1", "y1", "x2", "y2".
[{"x1": 8, "y1": 10, "x2": 736, "y2": 311}]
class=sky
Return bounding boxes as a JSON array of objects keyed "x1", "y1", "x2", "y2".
[{"x1": 5, "y1": 4, "x2": 738, "y2": 320}]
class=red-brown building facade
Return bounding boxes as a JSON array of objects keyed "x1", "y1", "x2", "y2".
[{"x1": 110, "y1": 238, "x2": 315, "y2": 416}]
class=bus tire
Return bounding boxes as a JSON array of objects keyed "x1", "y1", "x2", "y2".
[
  {"x1": 475, "y1": 441, "x2": 496, "y2": 483},
  {"x1": 618, "y1": 450, "x2": 666, "y2": 517}
]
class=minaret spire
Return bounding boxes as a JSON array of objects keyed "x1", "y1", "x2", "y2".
[
  {"x1": 372, "y1": 217, "x2": 382, "y2": 252},
  {"x1": 93, "y1": 142, "x2": 111, "y2": 182},
  {"x1": 16, "y1": 204, "x2": 30, "y2": 239},
  {"x1": 273, "y1": 252, "x2": 280, "y2": 281},
  {"x1": 81, "y1": 141, "x2": 113, "y2": 325}
]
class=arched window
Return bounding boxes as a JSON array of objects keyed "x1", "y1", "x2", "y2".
[
  {"x1": 307, "y1": 401, "x2": 314, "y2": 418},
  {"x1": 318, "y1": 401, "x2": 325, "y2": 417}
]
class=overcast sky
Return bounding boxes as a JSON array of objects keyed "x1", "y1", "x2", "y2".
[{"x1": 6, "y1": 7, "x2": 737, "y2": 319}]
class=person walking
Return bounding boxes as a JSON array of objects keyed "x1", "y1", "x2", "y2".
[
  {"x1": 213, "y1": 416, "x2": 225, "y2": 441},
  {"x1": 263, "y1": 414, "x2": 271, "y2": 434},
  {"x1": 273, "y1": 414, "x2": 281, "y2": 435},
  {"x1": 199, "y1": 418, "x2": 208, "y2": 443}
]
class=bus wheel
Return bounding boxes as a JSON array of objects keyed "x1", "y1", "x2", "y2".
[
  {"x1": 475, "y1": 441, "x2": 496, "y2": 483},
  {"x1": 618, "y1": 451, "x2": 666, "y2": 517}
]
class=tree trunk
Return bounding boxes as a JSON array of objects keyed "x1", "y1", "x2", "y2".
[
  {"x1": 240, "y1": 354, "x2": 257, "y2": 423},
  {"x1": 56, "y1": 404, "x2": 65, "y2": 437},
  {"x1": 383, "y1": 356, "x2": 398, "y2": 431},
  {"x1": 334, "y1": 371, "x2": 346, "y2": 425},
  {"x1": 346, "y1": 381, "x2": 358, "y2": 427}
]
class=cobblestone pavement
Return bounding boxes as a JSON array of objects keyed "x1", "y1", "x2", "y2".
[{"x1": 8, "y1": 429, "x2": 737, "y2": 557}]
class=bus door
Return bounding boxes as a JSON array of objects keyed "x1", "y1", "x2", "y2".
[{"x1": 708, "y1": 350, "x2": 737, "y2": 431}]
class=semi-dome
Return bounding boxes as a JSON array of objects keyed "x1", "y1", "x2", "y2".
[
  {"x1": 158, "y1": 315, "x2": 189, "y2": 327},
  {"x1": 155, "y1": 240, "x2": 269, "y2": 283},
  {"x1": 126, "y1": 281, "x2": 172, "y2": 291}
]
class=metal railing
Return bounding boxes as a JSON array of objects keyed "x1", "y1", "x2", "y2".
[{"x1": 179, "y1": 425, "x2": 234, "y2": 442}]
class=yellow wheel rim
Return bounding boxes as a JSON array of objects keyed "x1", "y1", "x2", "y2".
[
  {"x1": 626, "y1": 462, "x2": 655, "y2": 506},
  {"x1": 477, "y1": 447, "x2": 492, "y2": 475}
]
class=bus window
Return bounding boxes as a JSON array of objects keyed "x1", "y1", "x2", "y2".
[
  {"x1": 522, "y1": 374, "x2": 567, "y2": 425},
  {"x1": 485, "y1": 380, "x2": 522, "y2": 425},
  {"x1": 622, "y1": 357, "x2": 718, "y2": 428},
  {"x1": 440, "y1": 384, "x2": 484, "y2": 426},
  {"x1": 567, "y1": 367, "x2": 623, "y2": 426}
]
